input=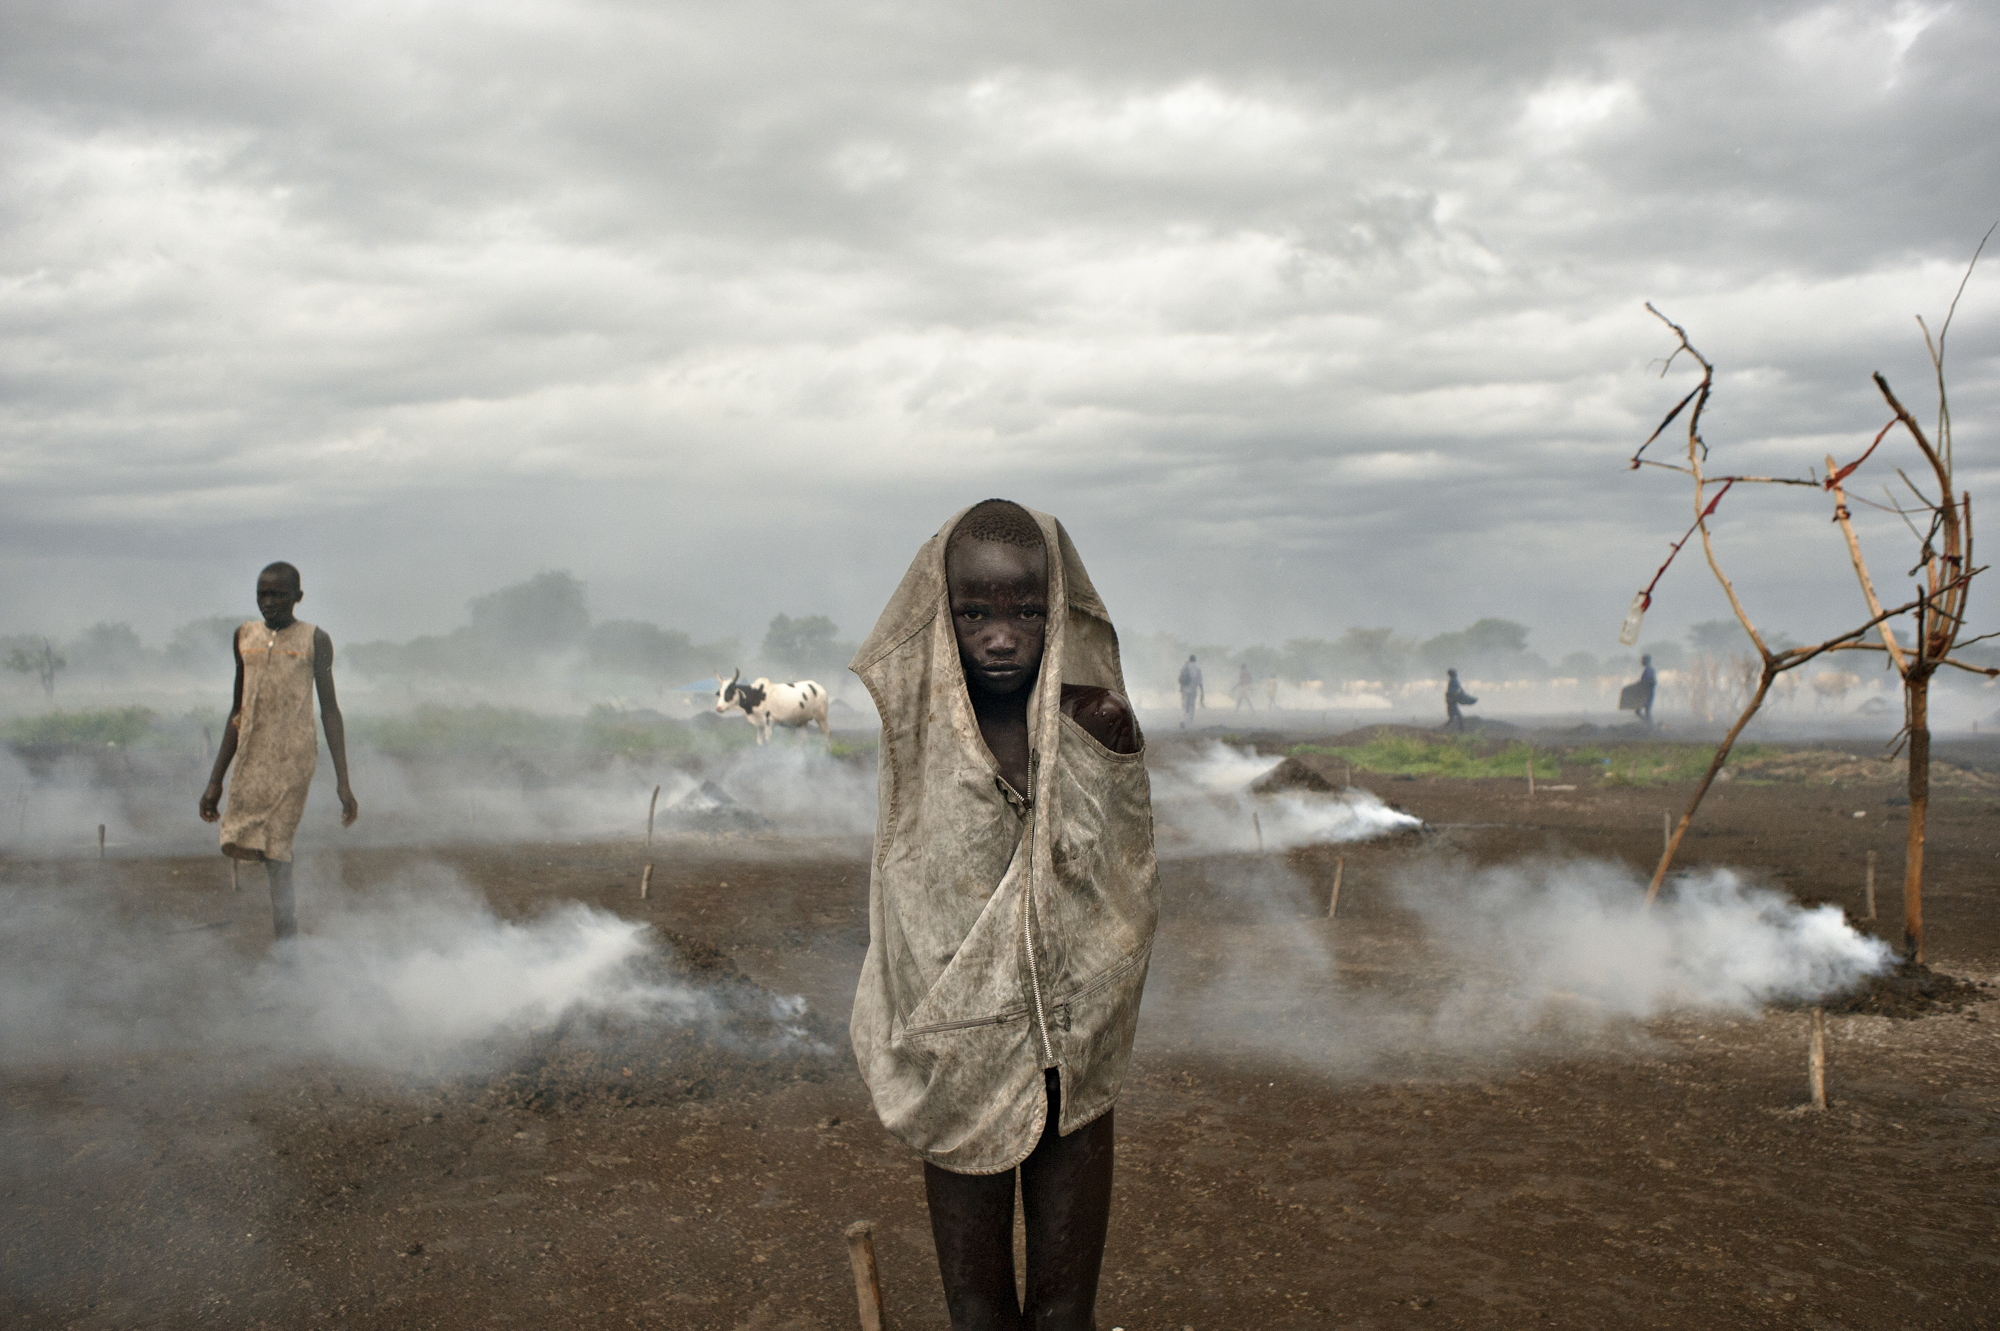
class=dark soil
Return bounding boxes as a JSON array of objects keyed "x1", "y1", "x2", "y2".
[
  {"x1": 5, "y1": 741, "x2": 1999, "y2": 1330},
  {"x1": 1250, "y1": 756, "x2": 1337, "y2": 794},
  {"x1": 1813, "y1": 960, "x2": 1991, "y2": 1020}
]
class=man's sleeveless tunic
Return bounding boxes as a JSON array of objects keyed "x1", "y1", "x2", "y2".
[
  {"x1": 219, "y1": 619, "x2": 320, "y2": 863},
  {"x1": 849, "y1": 507, "x2": 1160, "y2": 1174}
]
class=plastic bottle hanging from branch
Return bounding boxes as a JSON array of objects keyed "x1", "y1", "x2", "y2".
[{"x1": 1618, "y1": 592, "x2": 1648, "y2": 646}]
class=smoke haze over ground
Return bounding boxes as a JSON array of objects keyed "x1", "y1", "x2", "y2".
[{"x1": 1141, "y1": 855, "x2": 1897, "y2": 1076}]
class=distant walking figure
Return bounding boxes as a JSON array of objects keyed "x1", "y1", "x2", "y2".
[
  {"x1": 1619, "y1": 654, "x2": 1657, "y2": 727},
  {"x1": 1444, "y1": 668, "x2": 1478, "y2": 732},
  {"x1": 1233, "y1": 663, "x2": 1255, "y2": 712},
  {"x1": 1178, "y1": 654, "x2": 1204, "y2": 729},
  {"x1": 199, "y1": 562, "x2": 359, "y2": 940}
]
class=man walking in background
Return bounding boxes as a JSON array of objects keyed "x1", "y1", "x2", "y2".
[
  {"x1": 1178, "y1": 654, "x2": 1204, "y2": 728},
  {"x1": 1619, "y1": 654, "x2": 1657, "y2": 727},
  {"x1": 199, "y1": 561, "x2": 359, "y2": 940},
  {"x1": 1444, "y1": 668, "x2": 1478, "y2": 732},
  {"x1": 1233, "y1": 663, "x2": 1255, "y2": 712}
]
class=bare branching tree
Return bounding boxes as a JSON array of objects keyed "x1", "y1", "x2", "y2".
[
  {"x1": 1813, "y1": 224, "x2": 1998, "y2": 960},
  {"x1": 1625, "y1": 307, "x2": 1973, "y2": 916}
]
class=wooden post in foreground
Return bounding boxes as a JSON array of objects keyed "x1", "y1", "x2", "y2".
[
  {"x1": 647, "y1": 784, "x2": 661, "y2": 849},
  {"x1": 1864, "y1": 850, "x2": 1877, "y2": 921},
  {"x1": 1328, "y1": 857, "x2": 1344, "y2": 919},
  {"x1": 639, "y1": 863, "x2": 653, "y2": 901},
  {"x1": 231, "y1": 858, "x2": 240, "y2": 893},
  {"x1": 1526, "y1": 755, "x2": 1535, "y2": 797},
  {"x1": 1252, "y1": 812, "x2": 1264, "y2": 855},
  {"x1": 98, "y1": 824, "x2": 106, "y2": 858},
  {"x1": 1808, "y1": 1008, "x2": 1827, "y2": 1111},
  {"x1": 844, "y1": 1221, "x2": 885, "y2": 1331}
]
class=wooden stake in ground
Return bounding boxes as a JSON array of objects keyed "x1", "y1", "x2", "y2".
[
  {"x1": 1526, "y1": 754, "x2": 1535, "y2": 797},
  {"x1": 1252, "y1": 811, "x2": 1264, "y2": 855},
  {"x1": 639, "y1": 863, "x2": 653, "y2": 900},
  {"x1": 1328, "y1": 856, "x2": 1344, "y2": 919},
  {"x1": 1808, "y1": 1008, "x2": 1828, "y2": 1111},
  {"x1": 844, "y1": 1221, "x2": 885, "y2": 1331},
  {"x1": 646, "y1": 784, "x2": 661, "y2": 849},
  {"x1": 1865, "y1": 850, "x2": 1877, "y2": 921},
  {"x1": 97, "y1": 824, "x2": 105, "y2": 858},
  {"x1": 231, "y1": 858, "x2": 240, "y2": 893}
]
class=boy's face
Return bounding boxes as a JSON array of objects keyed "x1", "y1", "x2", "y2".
[
  {"x1": 256, "y1": 569, "x2": 303, "y2": 629},
  {"x1": 947, "y1": 538, "x2": 1048, "y2": 700}
]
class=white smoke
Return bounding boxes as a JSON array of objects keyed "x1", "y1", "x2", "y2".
[
  {"x1": 1140, "y1": 856, "x2": 1896, "y2": 1075},
  {"x1": 1148, "y1": 742, "x2": 1421, "y2": 854},
  {"x1": 1405, "y1": 861, "x2": 1896, "y2": 1024},
  {"x1": 0, "y1": 864, "x2": 728, "y2": 1078}
]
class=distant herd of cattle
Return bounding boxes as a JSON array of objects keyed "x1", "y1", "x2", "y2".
[{"x1": 713, "y1": 669, "x2": 833, "y2": 743}]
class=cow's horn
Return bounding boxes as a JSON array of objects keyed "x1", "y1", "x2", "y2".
[{"x1": 730, "y1": 668, "x2": 741, "y2": 685}]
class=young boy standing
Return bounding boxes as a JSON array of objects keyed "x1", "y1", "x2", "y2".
[
  {"x1": 198, "y1": 562, "x2": 359, "y2": 939},
  {"x1": 849, "y1": 500, "x2": 1156, "y2": 1330}
]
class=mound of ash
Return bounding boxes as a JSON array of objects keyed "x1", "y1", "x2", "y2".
[
  {"x1": 658, "y1": 780, "x2": 771, "y2": 832},
  {"x1": 1808, "y1": 961, "x2": 1990, "y2": 1020},
  {"x1": 470, "y1": 930, "x2": 841, "y2": 1114},
  {"x1": 1250, "y1": 757, "x2": 1337, "y2": 795}
]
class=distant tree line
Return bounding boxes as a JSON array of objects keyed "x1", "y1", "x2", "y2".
[
  {"x1": 0, "y1": 570, "x2": 861, "y2": 698},
  {"x1": 10, "y1": 571, "x2": 1989, "y2": 703}
]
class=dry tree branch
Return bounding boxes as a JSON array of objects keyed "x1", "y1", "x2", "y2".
[{"x1": 1643, "y1": 590, "x2": 1941, "y2": 905}]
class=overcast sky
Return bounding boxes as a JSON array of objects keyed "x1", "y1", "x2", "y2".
[{"x1": 4, "y1": 0, "x2": 1996, "y2": 663}]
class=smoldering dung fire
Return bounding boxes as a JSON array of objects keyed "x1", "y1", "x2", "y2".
[
  {"x1": 0, "y1": 864, "x2": 822, "y2": 1080},
  {"x1": 1149, "y1": 743, "x2": 1423, "y2": 854},
  {"x1": 1142, "y1": 851, "x2": 1901, "y2": 1076}
]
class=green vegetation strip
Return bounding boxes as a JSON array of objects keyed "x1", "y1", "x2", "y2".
[
  {"x1": 1290, "y1": 735, "x2": 1777, "y2": 784},
  {"x1": 1292, "y1": 736, "x2": 1560, "y2": 779}
]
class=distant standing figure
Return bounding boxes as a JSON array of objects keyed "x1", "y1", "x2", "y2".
[
  {"x1": 1233, "y1": 663, "x2": 1255, "y2": 712},
  {"x1": 1178, "y1": 654, "x2": 1204, "y2": 728},
  {"x1": 1619, "y1": 654, "x2": 1657, "y2": 727},
  {"x1": 1444, "y1": 668, "x2": 1478, "y2": 732},
  {"x1": 198, "y1": 562, "x2": 359, "y2": 939},
  {"x1": 1265, "y1": 676, "x2": 1278, "y2": 711}
]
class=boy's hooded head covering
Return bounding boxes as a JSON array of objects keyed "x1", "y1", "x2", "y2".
[
  {"x1": 846, "y1": 503, "x2": 1158, "y2": 1174},
  {"x1": 853, "y1": 500, "x2": 1125, "y2": 703}
]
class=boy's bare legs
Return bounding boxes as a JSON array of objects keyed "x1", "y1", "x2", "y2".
[
  {"x1": 264, "y1": 859, "x2": 297, "y2": 940},
  {"x1": 926, "y1": 1070, "x2": 1115, "y2": 1331},
  {"x1": 1021, "y1": 1071, "x2": 1113, "y2": 1331},
  {"x1": 924, "y1": 1162, "x2": 1022, "y2": 1330}
]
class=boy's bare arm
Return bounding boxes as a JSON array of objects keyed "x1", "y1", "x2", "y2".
[
  {"x1": 314, "y1": 628, "x2": 359, "y2": 826},
  {"x1": 199, "y1": 634, "x2": 247, "y2": 822},
  {"x1": 1059, "y1": 684, "x2": 1141, "y2": 755}
]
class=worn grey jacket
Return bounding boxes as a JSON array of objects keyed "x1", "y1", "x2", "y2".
[{"x1": 849, "y1": 506, "x2": 1160, "y2": 1174}]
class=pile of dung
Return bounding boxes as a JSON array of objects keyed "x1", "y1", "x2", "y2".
[
  {"x1": 1250, "y1": 757, "x2": 1338, "y2": 795},
  {"x1": 1810, "y1": 961, "x2": 1990, "y2": 1020},
  {"x1": 658, "y1": 780, "x2": 771, "y2": 832},
  {"x1": 468, "y1": 931, "x2": 842, "y2": 1113}
]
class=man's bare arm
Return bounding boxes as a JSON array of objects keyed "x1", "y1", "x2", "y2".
[
  {"x1": 314, "y1": 628, "x2": 359, "y2": 827},
  {"x1": 199, "y1": 634, "x2": 246, "y2": 822},
  {"x1": 1060, "y1": 684, "x2": 1142, "y2": 755}
]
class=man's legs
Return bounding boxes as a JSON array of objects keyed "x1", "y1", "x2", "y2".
[
  {"x1": 924, "y1": 1162, "x2": 1022, "y2": 1330},
  {"x1": 1021, "y1": 1071, "x2": 1114, "y2": 1331},
  {"x1": 925, "y1": 1071, "x2": 1116, "y2": 1331},
  {"x1": 264, "y1": 859, "x2": 297, "y2": 940}
]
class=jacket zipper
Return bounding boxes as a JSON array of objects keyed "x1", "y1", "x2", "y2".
[
  {"x1": 901, "y1": 1007, "x2": 1027, "y2": 1037},
  {"x1": 1022, "y1": 748, "x2": 1055, "y2": 1067}
]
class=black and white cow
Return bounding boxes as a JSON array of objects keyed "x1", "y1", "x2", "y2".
[{"x1": 713, "y1": 669, "x2": 833, "y2": 744}]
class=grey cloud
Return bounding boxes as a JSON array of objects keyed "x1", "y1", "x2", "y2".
[{"x1": 1, "y1": 0, "x2": 1996, "y2": 662}]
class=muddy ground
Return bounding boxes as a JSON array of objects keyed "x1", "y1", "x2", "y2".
[{"x1": 4, "y1": 736, "x2": 1999, "y2": 1330}]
